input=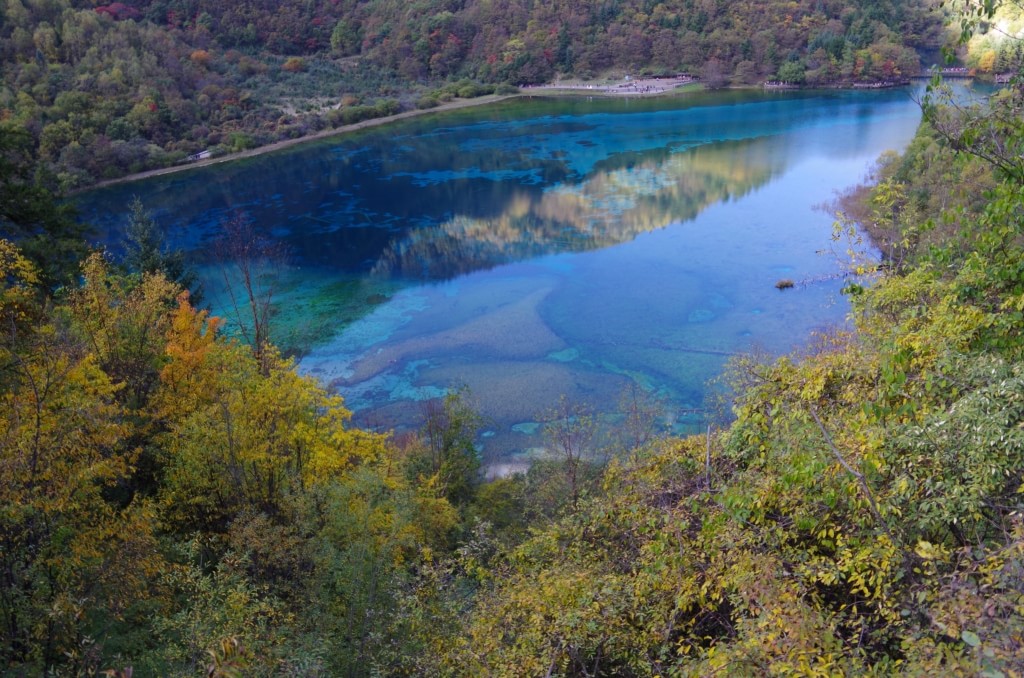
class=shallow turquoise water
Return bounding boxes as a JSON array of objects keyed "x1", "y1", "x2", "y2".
[{"x1": 76, "y1": 88, "x2": 925, "y2": 463}]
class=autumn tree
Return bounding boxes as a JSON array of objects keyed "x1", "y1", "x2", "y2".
[
  {"x1": 155, "y1": 298, "x2": 386, "y2": 530},
  {"x1": 0, "y1": 243, "x2": 165, "y2": 672}
]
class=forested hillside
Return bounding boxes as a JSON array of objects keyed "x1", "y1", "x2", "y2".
[
  {"x1": 0, "y1": 0, "x2": 942, "y2": 188},
  {"x1": 4, "y1": 0, "x2": 1024, "y2": 675},
  {"x1": 4, "y1": 73, "x2": 1024, "y2": 670}
]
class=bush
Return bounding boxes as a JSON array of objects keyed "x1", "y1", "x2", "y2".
[
  {"x1": 457, "y1": 82, "x2": 491, "y2": 98},
  {"x1": 225, "y1": 131, "x2": 255, "y2": 152},
  {"x1": 375, "y1": 99, "x2": 400, "y2": 116},
  {"x1": 339, "y1": 105, "x2": 374, "y2": 125},
  {"x1": 282, "y1": 57, "x2": 306, "y2": 73}
]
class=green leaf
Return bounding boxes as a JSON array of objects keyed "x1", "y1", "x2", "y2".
[{"x1": 961, "y1": 630, "x2": 981, "y2": 647}]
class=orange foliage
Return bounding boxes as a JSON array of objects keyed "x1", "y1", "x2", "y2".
[
  {"x1": 190, "y1": 49, "x2": 212, "y2": 66},
  {"x1": 156, "y1": 291, "x2": 223, "y2": 417}
]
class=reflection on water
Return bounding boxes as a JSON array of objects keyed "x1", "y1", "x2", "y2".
[
  {"x1": 75, "y1": 88, "x2": 924, "y2": 463},
  {"x1": 371, "y1": 139, "x2": 780, "y2": 279}
]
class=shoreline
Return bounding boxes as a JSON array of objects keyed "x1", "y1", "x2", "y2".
[
  {"x1": 76, "y1": 79, "x2": 703, "y2": 193},
  {"x1": 74, "y1": 75, "x2": 918, "y2": 193},
  {"x1": 78, "y1": 93, "x2": 519, "y2": 193}
]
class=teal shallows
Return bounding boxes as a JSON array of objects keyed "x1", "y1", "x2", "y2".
[
  {"x1": 75, "y1": 88, "x2": 924, "y2": 461},
  {"x1": 547, "y1": 348, "x2": 580, "y2": 362}
]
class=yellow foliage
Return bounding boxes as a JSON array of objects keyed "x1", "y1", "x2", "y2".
[
  {"x1": 155, "y1": 295, "x2": 389, "y2": 528},
  {"x1": 0, "y1": 252, "x2": 170, "y2": 663},
  {"x1": 67, "y1": 252, "x2": 182, "y2": 409},
  {"x1": 1, "y1": 349, "x2": 128, "y2": 508},
  {"x1": 978, "y1": 49, "x2": 996, "y2": 73},
  {"x1": 0, "y1": 238, "x2": 39, "y2": 326},
  {"x1": 156, "y1": 290, "x2": 224, "y2": 418}
]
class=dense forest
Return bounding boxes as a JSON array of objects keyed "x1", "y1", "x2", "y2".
[
  {"x1": 3, "y1": 0, "x2": 1024, "y2": 675},
  {"x1": 0, "y1": 0, "x2": 945, "y2": 189}
]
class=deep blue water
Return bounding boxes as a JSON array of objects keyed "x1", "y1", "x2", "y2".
[{"x1": 75, "y1": 88, "x2": 925, "y2": 468}]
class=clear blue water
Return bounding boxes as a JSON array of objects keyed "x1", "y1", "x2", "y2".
[{"x1": 75, "y1": 88, "x2": 925, "y2": 466}]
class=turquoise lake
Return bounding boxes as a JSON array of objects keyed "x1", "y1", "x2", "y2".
[{"x1": 75, "y1": 88, "x2": 926, "y2": 468}]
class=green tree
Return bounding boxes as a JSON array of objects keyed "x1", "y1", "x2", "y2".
[
  {"x1": 777, "y1": 59, "x2": 806, "y2": 83},
  {"x1": 295, "y1": 467, "x2": 457, "y2": 675},
  {"x1": 330, "y1": 19, "x2": 361, "y2": 56},
  {"x1": 542, "y1": 395, "x2": 598, "y2": 510},
  {"x1": 0, "y1": 123, "x2": 89, "y2": 288},
  {"x1": 408, "y1": 388, "x2": 483, "y2": 508},
  {"x1": 141, "y1": 541, "x2": 293, "y2": 676},
  {"x1": 123, "y1": 197, "x2": 199, "y2": 300}
]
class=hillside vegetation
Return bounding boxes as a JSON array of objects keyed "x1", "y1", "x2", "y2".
[
  {"x1": 414, "y1": 104, "x2": 1024, "y2": 674},
  {"x1": 3, "y1": 1, "x2": 1024, "y2": 675},
  {"x1": 4, "y1": 78, "x2": 1024, "y2": 671},
  {"x1": 0, "y1": 0, "x2": 943, "y2": 188}
]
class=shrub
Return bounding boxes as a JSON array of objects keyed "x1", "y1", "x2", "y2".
[{"x1": 282, "y1": 57, "x2": 306, "y2": 73}]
